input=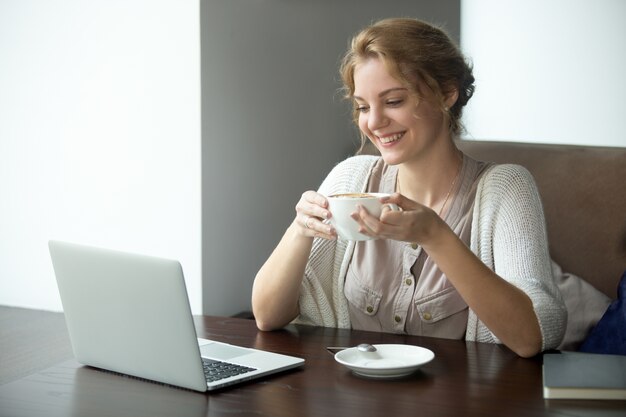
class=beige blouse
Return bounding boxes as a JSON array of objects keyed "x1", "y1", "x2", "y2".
[{"x1": 344, "y1": 154, "x2": 491, "y2": 338}]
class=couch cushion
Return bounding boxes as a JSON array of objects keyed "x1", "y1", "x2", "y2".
[{"x1": 553, "y1": 261, "x2": 611, "y2": 351}]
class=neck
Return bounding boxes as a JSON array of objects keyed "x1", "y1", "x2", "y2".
[{"x1": 396, "y1": 146, "x2": 462, "y2": 211}]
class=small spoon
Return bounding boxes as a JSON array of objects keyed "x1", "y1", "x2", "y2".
[{"x1": 357, "y1": 343, "x2": 377, "y2": 353}]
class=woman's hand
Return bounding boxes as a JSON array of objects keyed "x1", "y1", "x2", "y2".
[
  {"x1": 295, "y1": 191, "x2": 336, "y2": 240},
  {"x1": 350, "y1": 193, "x2": 444, "y2": 244}
]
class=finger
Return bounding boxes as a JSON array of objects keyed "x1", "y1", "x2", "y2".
[
  {"x1": 380, "y1": 193, "x2": 419, "y2": 211},
  {"x1": 361, "y1": 206, "x2": 385, "y2": 235},
  {"x1": 381, "y1": 202, "x2": 401, "y2": 215},
  {"x1": 380, "y1": 206, "x2": 404, "y2": 223},
  {"x1": 303, "y1": 214, "x2": 313, "y2": 230},
  {"x1": 301, "y1": 213, "x2": 336, "y2": 238},
  {"x1": 313, "y1": 230, "x2": 337, "y2": 240},
  {"x1": 355, "y1": 205, "x2": 406, "y2": 239},
  {"x1": 350, "y1": 205, "x2": 383, "y2": 237},
  {"x1": 302, "y1": 190, "x2": 330, "y2": 209},
  {"x1": 297, "y1": 192, "x2": 332, "y2": 220}
]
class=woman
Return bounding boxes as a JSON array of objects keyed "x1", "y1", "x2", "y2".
[{"x1": 251, "y1": 18, "x2": 566, "y2": 357}]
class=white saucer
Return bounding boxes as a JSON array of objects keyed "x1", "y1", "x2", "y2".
[{"x1": 334, "y1": 344, "x2": 435, "y2": 378}]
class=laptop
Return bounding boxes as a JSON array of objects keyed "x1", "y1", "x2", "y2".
[{"x1": 48, "y1": 240, "x2": 304, "y2": 392}]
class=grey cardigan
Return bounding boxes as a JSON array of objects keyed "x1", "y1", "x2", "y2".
[{"x1": 295, "y1": 155, "x2": 566, "y2": 351}]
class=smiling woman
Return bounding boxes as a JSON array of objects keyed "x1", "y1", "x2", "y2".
[
  {"x1": 341, "y1": 17, "x2": 474, "y2": 144},
  {"x1": 251, "y1": 18, "x2": 566, "y2": 358},
  {"x1": 350, "y1": 58, "x2": 451, "y2": 172}
]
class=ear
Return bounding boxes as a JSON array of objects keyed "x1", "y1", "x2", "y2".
[{"x1": 444, "y1": 87, "x2": 459, "y2": 109}]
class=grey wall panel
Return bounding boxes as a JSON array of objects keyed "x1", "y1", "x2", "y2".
[{"x1": 201, "y1": 0, "x2": 460, "y2": 315}]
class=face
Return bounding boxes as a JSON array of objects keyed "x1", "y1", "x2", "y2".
[{"x1": 352, "y1": 58, "x2": 449, "y2": 166}]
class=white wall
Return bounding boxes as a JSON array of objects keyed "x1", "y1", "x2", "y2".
[
  {"x1": 0, "y1": 1, "x2": 202, "y2": 313},
  {"x1": 461, "y1": 0, "x2": 626, "y2": 147}
]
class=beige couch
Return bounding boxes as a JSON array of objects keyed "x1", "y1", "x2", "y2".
[{"x1": 456, "y1": 139, "x2": 626, "y2": 299}]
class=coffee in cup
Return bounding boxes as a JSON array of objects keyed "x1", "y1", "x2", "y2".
[{"x1": 327, "y1": 193, "x2": 398, "y2": 241}]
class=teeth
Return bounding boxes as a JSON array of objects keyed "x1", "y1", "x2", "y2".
[{"x1": 379, "y1": 132, "x2": 404, "y2": 144}]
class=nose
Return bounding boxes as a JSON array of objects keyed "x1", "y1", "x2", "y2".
[{"x1": 367, "y1": 106, "x2": 389, "y2": 131}]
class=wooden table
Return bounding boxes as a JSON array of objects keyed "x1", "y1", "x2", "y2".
[{"x1": 0, "y1": 313, "x2": 624, "y2": 417}]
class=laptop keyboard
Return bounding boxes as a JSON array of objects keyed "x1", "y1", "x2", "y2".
[{"x1": 202, "y1": 358, "x2": 257, "y2": 382}]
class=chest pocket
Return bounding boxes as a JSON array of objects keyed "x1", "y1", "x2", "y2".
[
  {"x1": 344, "y1": 267, "x2": 382, "y2": 317},
  {"x1": 415, "y1": 286, "x2": 468, "y2": 324}
]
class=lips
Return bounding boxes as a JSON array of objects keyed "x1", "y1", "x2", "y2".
[{"x1": 377, "y1": 132, "x2": 405, "y2": 144}]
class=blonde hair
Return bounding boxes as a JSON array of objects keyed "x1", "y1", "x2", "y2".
[{"x1": 340, "y1": 18, "x2": 474, "y2": 143}]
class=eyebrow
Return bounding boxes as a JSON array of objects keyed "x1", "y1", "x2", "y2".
[{"x1": 353, "y1": 87, "x2": 408, "y2": 101}]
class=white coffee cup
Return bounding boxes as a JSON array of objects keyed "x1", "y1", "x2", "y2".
[{"x1": 327, "y1": 192, "x2": 398, "y2": 241}]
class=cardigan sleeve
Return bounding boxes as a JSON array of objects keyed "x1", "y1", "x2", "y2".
[
  {"x1": 467, "y1": 164, "x2": 567, "y2": 350},
  {"x1": 294, "y1": 155, "x2": 380, "y2": 328}
]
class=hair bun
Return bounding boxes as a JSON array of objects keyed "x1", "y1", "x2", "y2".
[{"x1": 457, "y1": 67, "x2": 475, "y2": 107}]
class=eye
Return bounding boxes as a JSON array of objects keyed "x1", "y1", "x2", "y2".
[
  {"x1": 386, "y1": 98, "x2": 404, "y2": 107},
  {"x1": 355, "y1": 105, "x2": 369, "y2": 113}
]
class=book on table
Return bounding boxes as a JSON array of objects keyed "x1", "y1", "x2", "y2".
[{"x1": 543, "y1": 351, "x2": 626, "y2": 400}]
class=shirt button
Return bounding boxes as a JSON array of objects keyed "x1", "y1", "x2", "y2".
[
  {"x1": 394, "y1": 315, "x2": 402, "y2": 323},
  {"x1": 405, "y1": 278, "x2": 412, "y2": 286},
  {"x1": 366, "y1": 306, "x2": 374, "y2": 313},
  {"x1": 411, "y1": 243, "x2": 418, "y2": 250},
  {"x1": 423, "y1": 312, "x2": 432, "y2": 321}
]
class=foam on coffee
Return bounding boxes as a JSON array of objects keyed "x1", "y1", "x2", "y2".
[{"x1": 329, "y1": 193, "x2": 375, "y2": 199}]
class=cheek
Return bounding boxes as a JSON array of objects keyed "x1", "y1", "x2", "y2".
[{"x1": 357, "y1": 114, "x2": 370, "y2": 134}]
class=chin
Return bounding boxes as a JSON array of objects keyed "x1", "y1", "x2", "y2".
[
  {"x1": 378, "y1": 153, "x2": 404, "y2": 166},
  {"x1": 375, "y1": 144, "x2": 398, "y2": 160}
]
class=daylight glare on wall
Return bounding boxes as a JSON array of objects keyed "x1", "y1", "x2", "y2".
[{"x1": 461, "y1": 0, "x2": 626, "y2": 147}]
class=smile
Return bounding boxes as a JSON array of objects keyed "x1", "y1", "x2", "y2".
[{"x1": 378, "y1": 132, "x2": 405, "y2": 144}]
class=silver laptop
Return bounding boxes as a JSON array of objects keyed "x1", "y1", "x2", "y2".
[{"x1": 48, "y1": 240, "x2": 304, "y2": 392}]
